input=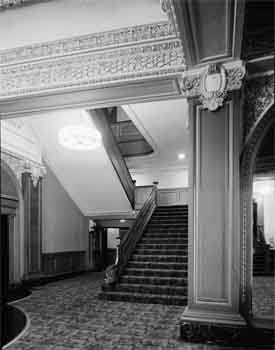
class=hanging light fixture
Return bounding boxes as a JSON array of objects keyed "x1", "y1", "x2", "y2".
[{"x1": 58, "y1": 125, "x2": 102, "y2": 151}]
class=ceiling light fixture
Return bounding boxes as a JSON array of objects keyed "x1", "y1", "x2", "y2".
[
  {"x1": 58, "y1": 125, "x2": 102, "y2": 150},
  {"x1": 178, "y1": 153, "x2": 186, "y2": 160},
  {"x1": 120, "y1": 219, "x2": 126, "y2": 223}
]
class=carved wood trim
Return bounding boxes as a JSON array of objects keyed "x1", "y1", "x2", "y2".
[{"x1": 42, "y1": 251, "x2": 86, "y2": 276}]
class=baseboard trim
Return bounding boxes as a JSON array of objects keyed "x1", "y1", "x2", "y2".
[{"x1": 22, "y1": 268, "x2": 95, "y2": 288}]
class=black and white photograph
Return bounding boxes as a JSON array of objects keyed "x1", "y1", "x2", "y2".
[{"x1": 0, "y1": 0, "x2": 274, "y2": 349}]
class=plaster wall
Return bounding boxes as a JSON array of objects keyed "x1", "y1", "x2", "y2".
[
  {"x1": 1, "y1": 119, "x2": 42, "y2": 163},
  {"x1": 42, "y1": 163, "x2": 88, "y2": 254},
  {"x1": 1, "y1": 167, "x2": 18, "y2": 198}
]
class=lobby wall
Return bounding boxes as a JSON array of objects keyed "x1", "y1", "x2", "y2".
[
  {"x1": 42, "y1": 163, "x2": 88, "y2": 275},
  {"x1": 1, "y1": 167, "x2": 18, "y2": 198}
]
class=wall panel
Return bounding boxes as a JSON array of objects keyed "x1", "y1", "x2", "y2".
[{"x1": 157, "y1": 188, "x2": 190, "y2": 206}]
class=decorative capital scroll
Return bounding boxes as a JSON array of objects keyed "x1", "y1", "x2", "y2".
[
  {"x1": 179, "y1": 60, "x2": 246, "y2": 111},
  {"x1": 1, "y1": 151, "x2": 46, "y2": 187},
  {"x1": 160, "y1": 0, "x2": 180, "y2": 36}
]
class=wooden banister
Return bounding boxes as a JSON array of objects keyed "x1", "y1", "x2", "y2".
[{"x1": 104, "y1": 186, "x2": 157, "y2": 285}]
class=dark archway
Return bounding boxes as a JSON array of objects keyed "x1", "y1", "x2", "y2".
[{"x1": 240, "y1": 102, "x2": 274, "y2": 324}]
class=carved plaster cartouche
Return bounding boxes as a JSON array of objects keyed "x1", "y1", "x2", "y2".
[{"x1": 179, "y1": 61, "x2": 246, "y2": 111}]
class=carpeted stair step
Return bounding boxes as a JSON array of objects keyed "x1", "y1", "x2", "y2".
[
  {"x1": 153, "y1": 212, "x2": 188, "y2": 216},
  {"x1": 150, "y1": 217, "x2": 187, "y2": 222},
  {"x1": 140, "y1": 237, "x2": 187, "y2": 244},
  {"x1": 101, "y1": 205, "x2": 189, "y2": 305},
  {"x1": 131, "y1": 254, "x2": 187, "y2": 263},
  {"x1": 143, "y1": 232, "x2": 187, "y2": 238},
  {"x1": 154, "y1": 206, "x2": 188, "y2": 211},
  {"x1": 135, "y1": 248, "x2": 186, "y2": 255},
  {"x1": 136, "y1": 243, "x2": 187, "y2": 250},
  {"x1": 147, "y1": 222, "x2": 188, "y2": 227},
  {"x1": 153, "y1": 211, "x2": 188, "y2": 216},
  {"x1": 127, "y1": 261, "x2": 187, "y2": 270},
  {"x1": 145, "y1": 228, "x2": 188, "y2": 233},
  {"x1": 99, "y1": 290, "x2": 187, "y2": 305},
  {"x1": 112, "y1": 283, "x2": 188, "y2": 295},
  {"x1": 124, "y1": 268, "x2": 187, "y2": 278},
  {"x1": 120, "y1": 275, "x2": 187, "y2": 286}
]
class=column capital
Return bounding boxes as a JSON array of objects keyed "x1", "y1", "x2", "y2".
[
  {"x1": 179, "y1": 60, "x2": 246, "y2": 111},
  {"x1": 1, "y1": 150, "x2": 46, "y2": 187}
]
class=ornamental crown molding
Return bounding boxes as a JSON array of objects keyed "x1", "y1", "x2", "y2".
[
  {"x1": 1, "y1": 150, "x2": 46, "y2": 186},
  {"x1": 0, "y1": 0, "x2": 42, "y2": 10},
  {"x1": 179, "y1": 60, "x2": 246, "y2": 111},
  {"x1": 0, "y1": 41, "x2": 186, "y2": 100},
  {"x1": 0, "y1": 22, "x2": 176, "y2": 66},
  {"x1": 0, "y1": 22, "x2": 185, "y2": 99}
]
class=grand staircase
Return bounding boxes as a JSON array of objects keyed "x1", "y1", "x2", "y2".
[{"x1": 101, "y1": 205, "x2": 188, "y2": 305}]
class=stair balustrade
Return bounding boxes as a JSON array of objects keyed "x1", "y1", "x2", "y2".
[{"x1": 104, "y1": 186, "x2": 157, "y2": 286}]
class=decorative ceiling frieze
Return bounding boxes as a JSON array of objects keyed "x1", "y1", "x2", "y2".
[
  {"x1": 0, "y1": 22, "x2": 186, "y2": 99},
  {"x1": 0, "y1": 22, "x2": 175, "y2": 66},
  {"x1": 0, "y1": 0, "x2": 49, "y2": 10},
  {"x1": 178, "y1": 60, "x2": 246, "y2": 111}
]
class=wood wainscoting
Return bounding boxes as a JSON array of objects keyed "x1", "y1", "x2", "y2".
[
  {"x1": 42, "y1": 251, "x2": 86, "y2": 276},
  {"x1": 157, "y1": 187, "x2": 190, "y2": 206}
]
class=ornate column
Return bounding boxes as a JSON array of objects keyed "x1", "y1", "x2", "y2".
[
  {"x1": 22, "y1": 172, "x2": 43, "y2": 279},
  {"x1": 1, "y1": 152, "x2": 46, "y2": 279},
  {"x1": 179, "y1": 61, "x2": 247, "y2": 340}
]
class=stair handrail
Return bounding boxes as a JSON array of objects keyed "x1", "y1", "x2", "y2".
[{"x1": 104, "y1": 186, "x2": 157, "y2": 285}]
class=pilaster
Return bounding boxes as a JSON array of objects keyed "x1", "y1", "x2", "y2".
[
  {"x1": 22, "y1": 173, "x2": 43, "y2": 279},
  {"x1": 179, "y1": 59, "x2": 247, "y2": 341}
]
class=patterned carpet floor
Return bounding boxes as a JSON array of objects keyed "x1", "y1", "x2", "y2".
[
  {"x1": 5, "y1": 272, "x2": 273, "y2": 350},
  {"x1": 253, "y1": 276, "x2": 275, "y2": 318}
]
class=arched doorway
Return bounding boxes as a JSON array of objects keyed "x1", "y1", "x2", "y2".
[
  {"x1": 240, "y1": 102, "x2": 275, "y2": 326},
  {"x1": 0, "y1": 160, "x2": 25, "y2": 288}
]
